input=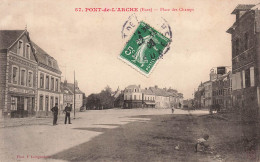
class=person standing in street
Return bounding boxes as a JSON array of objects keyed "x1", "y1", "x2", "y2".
[
  {"x1": 64, "y1": 103, "x2": 72, "y2": 124},
  {"x1": 51, "y1": 103, "x2": 59, "y2": 126}
]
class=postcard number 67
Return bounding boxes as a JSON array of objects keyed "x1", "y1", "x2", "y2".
[{"x1": 125, "y1": 46, "x2": 135, "y2": 55}]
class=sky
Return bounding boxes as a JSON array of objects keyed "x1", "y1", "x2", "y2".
[{"x1": 1, "y1": 0, "x2": 259, "y2": 99}]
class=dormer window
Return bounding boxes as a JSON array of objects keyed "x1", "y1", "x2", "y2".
[
  {"x1": 26, "y1": 43, "x2": 30, "y2": 59},
  {"x1": 17, "y1": 40, "x2": 23, "y2": 56}
]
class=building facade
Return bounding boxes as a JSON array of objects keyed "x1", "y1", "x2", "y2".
[
  {"x1": 0, "y1": 30, "x2": 38, "y2": 118},
  {"x1": 61, "y1": 80, "x2": 84, "y2": 111},
  {"x1": 123, "y1": 85, "x2": 143, "y2": 108},
  {"x1": 227, "y1": 4, "x2": 260, "y2": 120},
  {"x1": 33, "y1": 42, "x2": 62, "y2": 117},
  {"x1": 123, "y1": 85, "x2": 183, "y2": 109}
]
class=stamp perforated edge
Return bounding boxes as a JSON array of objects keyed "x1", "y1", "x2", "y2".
[{"x1": 119, "y1": 21, "x2": 172, "y2": 77}]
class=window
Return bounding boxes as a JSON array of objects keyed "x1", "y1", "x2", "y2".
[
  {"x1": 55, "y1": 97, "x2": 58, "y2": 105},
  {"x1": 244, "y1": 33, "x2": 249, "y2": 50},
  {"x1": 46, "y1": 75, "x2": 49, "y2": 89},
  {"x1": 245, "y1": 68, "x2": 251, "y2": 88},
  {"x1": 50, "y1": 96, "x2": 54, "y2": 108},
  {"x1": 28, "y1": 71, "x2": 33, "y2": 87},
  {"x1": 51, "y1": 77, "x2": 54, "y2": 90},
  {"x1": 134, "y1": 95, "x2": 136, "y2": 100},
  {"x1": 11, "y1": 97, "x2": 17, "y2": 110},
  {"x1": 17, "y1": 40, "x2": 23, "y2": 56},
  {"x1": 26, "y1": 44, "x2": 30, "y2": 59},
  {"x1": 55, "y1": 79, "x2": 59, "y2": 91},
  {"x1": 48, "y1": 58, "x2": 52, "y2": 67},
  {"x1": 24, "y1": 98, "x2": 28, "y2": 110},
  {"x1": 40, "y1": 73, "x2": 44, "y2": 88},
  {"x1": 20, "y1": 69, "x2": 26, "y2": 86},
  {"x1": 39, "y1": 96, "x2": 43, "y2": 111},
  {"x1": 12, "y1": 66, "x2": 19, "y2": 84}
]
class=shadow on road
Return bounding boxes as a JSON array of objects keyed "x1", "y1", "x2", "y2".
[{"x1": 49, "y1": 114, "x2": 215, "y2": 162}]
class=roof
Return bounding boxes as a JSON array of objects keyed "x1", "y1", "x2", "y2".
[
  {"x1": 32, "y1": 41, "x2": 61, "y2": 73},
  {"x1": 65, "y1": 83, "x2": 84, "y2": 94},
  {"x1": 149, "y1": 87, "x2": 169, "y2": 97},
  {"x1": 60, "y1": 82, "x2": 73, "y2": 95},
  {"x1": 142, "y1": 89, "x2": 155, "y2": 95},
  {"x1": 0, "y1": 30, "x2": 25, "y2": 50},
  {"x1": 125, "y1": 85, "x2": 140, "y2": 89},
  {"x1": 231, "y1": 4, "x2": 255, "y2": 14}
]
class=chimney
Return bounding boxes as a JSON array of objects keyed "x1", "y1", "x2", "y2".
[
  {"x1": 138, "y1": 85, "x2": 141, "y2": 88},
  {"x1": 155, "y1": 85, "x2": 158, "y2": 89},
  {"x1": 145, "y1": 88, "x2": 147, "y2": 90}
]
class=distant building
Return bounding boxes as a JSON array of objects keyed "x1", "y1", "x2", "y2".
[
  {"x1": 142, "y1": 88, "x2": 156, "y2": 108},
  {"x1": 0, "y1": 30, "x2": 38, "y2": 118},
  {"x1": 123, "y1": 85, "x2": 143, "y2": 108},
  {"x1": 60, "y1": 81, "x2": 73, "y2": 110},
  {"x1": 32, "y1": 42, "x2": 62, "y2": 117},
  {"x1": 212, "y1": 71, "x2": 232, "y2": 110},
  {"x1": 123, "y1": 85, "x2": 184, "y2": 109},
  {"x1": 227, "y1": 4, "x2": 260, "y2": 120},
  {"x1": 61, "y1": 80, "x2": 84, "y2": 111}
]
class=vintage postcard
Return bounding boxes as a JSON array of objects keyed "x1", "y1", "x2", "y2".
[{"x1": 0, "y1": 0, "x2": 260, "y2": 161}]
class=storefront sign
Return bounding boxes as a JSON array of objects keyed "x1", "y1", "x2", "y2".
[{"x1": 9, "y1": 87, "x2": 35, "y2": 94}]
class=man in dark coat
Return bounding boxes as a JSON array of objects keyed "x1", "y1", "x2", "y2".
[
  {"x1": 51, "y1": 103, "x2": 59, "y2": 125},
  {"x1": 64, "y1": 103, "x2": 72, "y2": 124}
]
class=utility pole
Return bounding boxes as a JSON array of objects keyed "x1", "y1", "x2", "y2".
[{"x1": 74, "y1": 70, "x2": 76, "y2": 119}]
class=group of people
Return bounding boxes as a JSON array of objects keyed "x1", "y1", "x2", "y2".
[{"x1": 51, "y1": 103, "x2": 72, "y2": 126}]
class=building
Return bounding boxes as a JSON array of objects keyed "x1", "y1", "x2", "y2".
[
  {"x1": 61, "y1": 80, "x2": 84, "y2": 111},
  {"x1": 212, "y1": 71, "x2": 232, "y2": 111},
  {"x1": 204, "y1": 81, "x2": 212, "y2": 108},
  {"x1": 227, "y1": 4, "x2": 260, "y2": 120},
  {"x1": 123, "y1": 85, "x2": 143, "y2": 108},
  {"x1": 0, "y1": 30, "x2": 38, "y2": 118},
  {"x1": 60, "y1": 81, "x2": 73, "y2": 110},
  {"x1": 149, "y1": 86, "x2": 170, "y2": 108},
  {"x1": 32, "y1": 42, "x2": 62, "y2": 117},
  {"x1": 142, "y1": 88, "x2": 156, "y2": 108},
  {"x1": 194, "y1": 82, "x2": 205, "y2": 108}
]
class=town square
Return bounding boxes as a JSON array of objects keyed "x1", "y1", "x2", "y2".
[{"x1": 1, "y1": 0, "x2": 260, "y2": 161}]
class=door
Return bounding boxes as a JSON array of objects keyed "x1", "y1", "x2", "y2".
[{"x1": 45, "y1": 96, "x2": 49, "y2": 116}]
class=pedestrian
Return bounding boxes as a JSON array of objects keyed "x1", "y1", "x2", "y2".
[
  {"x1": 63, "y1": 103, "x2": 72, "y2": 124},
  {"x1": 51, "y1": 103, "x2": 59, "y2": 126},
  {"x1": 171, "y1": 106, "x2": 174, "y2": 114}
]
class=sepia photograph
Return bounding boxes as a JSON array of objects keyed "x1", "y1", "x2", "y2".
[{"x1": 0, "y1": 0, "x2": 260, "y2": 161}]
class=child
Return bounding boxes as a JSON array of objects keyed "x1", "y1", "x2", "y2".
[{"x1": 195, "y1": 134, "x2": 209, "y2": 152}]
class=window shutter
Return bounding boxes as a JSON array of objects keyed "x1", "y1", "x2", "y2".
[
  {"x1": 242, "y1": 70, "x2": 245, "y2": 88},
  {"x1": 250, "y1": 67, "x2": 255, "y2": 87},
  {"x1": 232, "y1": 73, "x2": 236, "y2": 90}
]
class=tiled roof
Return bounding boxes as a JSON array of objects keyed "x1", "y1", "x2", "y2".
[
  {"x1": 231, "y1": 4, "x2": 255, "y2": 14},
  {"x1": 65, "y1": 83, "x2": 84, "y2": 94},
  {"x1": 150, "y1": 87, "x2": 169, "y2": 97},
  {"x1": 0, "y1": 30, "x2": 25, "y2": 50},
  {"x1": 142, "y1": 89, "x2": 154, "y2": 95},
  {"x1": 125, "y1": 85, "x2": 140, "y2": 89},
  {"x1": 31, "y1": 41, "x2": 61, "y2": 73},
  {"x1": 60, "y1": 82, "x2": 73, "y2": 95}
]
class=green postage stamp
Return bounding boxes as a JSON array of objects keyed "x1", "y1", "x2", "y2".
[{"x1": 119, "y1": 21, "x2": 171, "y2": 77}]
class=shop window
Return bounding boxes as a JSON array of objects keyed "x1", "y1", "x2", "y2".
[
  {"x1": 28, "y1": 71, "x2": 33, "y2": 87},
  {"x1": 17, "y1": 40, "x2": 23, "y2": 56},
  {"x1": 11, "y1": 97, "x2": 18, "y2": 110},
  {"x1": 12, "y1": 66, "x2": 19, "y2": 84},
  {"x1": 20, "y1": 69, "x2": 26, "y2": 86}
]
